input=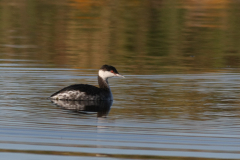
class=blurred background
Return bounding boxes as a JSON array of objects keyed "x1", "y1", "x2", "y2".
[
  {"x1": 1, "y1": 0, "x2": 240, "y2": 160},
  {"x1": 1, "y1": 0, "x2": 240, "y2": 73}
]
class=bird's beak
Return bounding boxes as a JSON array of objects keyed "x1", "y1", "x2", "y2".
[{"x1": 115, "y1": 74, "x2": 125, "y2": 78}]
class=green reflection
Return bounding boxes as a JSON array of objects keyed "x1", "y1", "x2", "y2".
[{"x1": 0, "y1": 0, "x2": 240, "y2": 73}]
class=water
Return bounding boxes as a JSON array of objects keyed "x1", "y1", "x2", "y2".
[
  {"x1": 1, "y1": 0, "x2": 240, "y2": 160},
  {"x1": 1, "y1": 61, "x2": 240, "y2": 160}
]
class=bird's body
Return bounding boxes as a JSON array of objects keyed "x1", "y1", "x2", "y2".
[
  {"x1": 50, "y1": 84, "x2": 112, "y2": 100},
  {"x1": 50, "y1": 65, "x2": 124, "y2": 101}
]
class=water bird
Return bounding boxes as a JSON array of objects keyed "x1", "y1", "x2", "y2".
[
  {"x1": 50, "y1": 65, "x2": 124, "y2": 100},
  {"x1": 51, "y1": 100, "x2": 112, "y2": 117}
]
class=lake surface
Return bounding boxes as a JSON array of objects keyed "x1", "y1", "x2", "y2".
[
  {"x1": 2, "y1": 60, "x2": 240, "y2": 160},
  {"x1": 1, "y1": 0, "x2": 240, "y2": 160}
]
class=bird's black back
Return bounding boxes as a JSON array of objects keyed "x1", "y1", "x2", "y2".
[{"x1": 50, "y1": 84, "x2": 103, "y2": 97}]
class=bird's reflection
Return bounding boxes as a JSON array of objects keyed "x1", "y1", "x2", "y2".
[{"x1": 51, "y1": 100, "x2": 112, "y2": 117}]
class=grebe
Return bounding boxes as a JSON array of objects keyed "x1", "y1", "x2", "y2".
[
  {"x1": 51, "y1": 100, "x2": 112, "y2": 117},
  {"x1": 50, "y1": 65, "x2": 124, "y2": 100}
]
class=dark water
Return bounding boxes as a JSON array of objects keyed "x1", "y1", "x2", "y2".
[{"x1": 1, "y1": 1, "x2": 240, "y2": 160}]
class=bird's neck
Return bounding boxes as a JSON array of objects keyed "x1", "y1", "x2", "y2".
[{"x1": 98, "y1": 76, "x2": 110, "y2": 90}]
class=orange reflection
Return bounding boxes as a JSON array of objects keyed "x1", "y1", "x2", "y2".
[
  {"x1": 181, "y1": 0, "x2": 229, "y2": 28},
  {"x1": 69, "y1": 0, "x2": 103, "y2": 11}
]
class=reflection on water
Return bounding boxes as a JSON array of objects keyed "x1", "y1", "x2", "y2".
[
  {"x1": 51, "y1": 100, "x2": 112, "y2": 118},
  {"x1": 1, "y1": 0, "x2": 240, "y2": 160},
  {"x1": 0, "y1": 0, "x2": 240, "y2": 73},
  {"x1": 1, "y1": 63, "x2": 240, "y2": 159}
]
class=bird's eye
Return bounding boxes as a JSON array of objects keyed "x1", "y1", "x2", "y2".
[{"x1": 110, "y1": 70, "x2": 114, "y2": 73}]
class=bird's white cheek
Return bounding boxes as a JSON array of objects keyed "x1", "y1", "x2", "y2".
[{"x1": 99, "y1": 70, "x2": 115, "y2": 79}]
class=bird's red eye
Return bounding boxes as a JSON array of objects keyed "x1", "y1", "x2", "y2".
[{"x1": 110, "y1": 70, "x2": 114, "y2": 73}]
